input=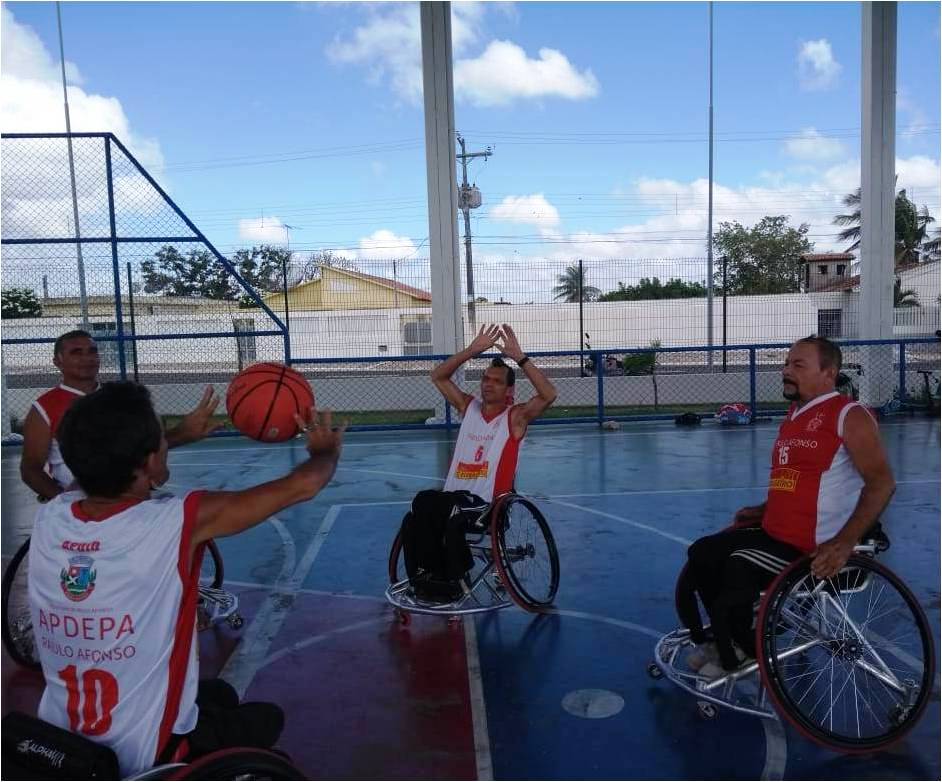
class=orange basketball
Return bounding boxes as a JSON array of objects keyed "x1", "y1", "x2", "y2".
[{"x1": 226, "y1": 362, "x2": 315, "y2": 443}]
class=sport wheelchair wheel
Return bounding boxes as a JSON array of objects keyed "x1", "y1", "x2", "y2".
[
  {"x1": 757, "y1": 555, "x2": 934, "y2": 753},
  {"x1": 168, "y1": 748, "x2": 306, "y2": 780},
  {"x1": 388, "y1": 525, "x2": 405, "y2": 584},
  {"x1": 1, "y1": 538, "x2": 39, "y2": 670},
  {"x1": 490, "y1": 495, "x2": 559, "y2": 610},
  {"x1": 202, "y1": 540, "x2": 225, "y2": 590}
]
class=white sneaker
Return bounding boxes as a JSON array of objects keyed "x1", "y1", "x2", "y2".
[{"x1": 685, "y1": 641, "x2": 721, "y2": 671}]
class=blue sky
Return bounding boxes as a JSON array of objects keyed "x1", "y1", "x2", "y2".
[{"x1": 2, "y1": 1, "x2": 939, "y2": 297}]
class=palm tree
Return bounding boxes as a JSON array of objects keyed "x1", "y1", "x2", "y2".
[
  {"x1": 553, "y1": 264, "x2": 600, "y2": 302},
  {"x1": 894, "y1": 278, "x2": 920, "y2": 308},
  {"x1": 834, "y1": 186, "x2": 937, "y2": 266}
]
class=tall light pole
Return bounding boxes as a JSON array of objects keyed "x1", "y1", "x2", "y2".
[
  {"x1": 706, "y1": 1, "x2": 715, "y2": 370},
  {"x1": 456, "y1": 134, "x2": 491, "y2": 334},
  {"x1": 282, "y1": 223, "x2": 299, "y2": 348},
  {"x1": 57, "y1": 2, "x2": 88, "y2": 327}
]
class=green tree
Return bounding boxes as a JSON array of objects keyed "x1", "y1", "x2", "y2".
[
  {"x1": 552, "y1": 264, "x2": 600, "y2": 303},
  {"x1": 893, "y1": 278, "x2": 920, "y2": 308},
  {"x1": 1, "y1": 287, "x2": 42, "y2": 319},
  {"x1": 833, "y1": 187, "x2": 937, "y2": 265},
  {"x1": 230, "y1": 245, "x2": 291, "y2": 307},
  {"x1": 599, "y1": 277, "x2": 706, "y2": 302},
  {"x1": 141, "y1": 246, "x2": 234, "y2": 299},
  {"x1": 711, "y1": 216, "x2": 814, "y2": 295}
]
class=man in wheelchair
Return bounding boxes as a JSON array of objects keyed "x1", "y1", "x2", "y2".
[
  {"x1": 400, "y1": 324, "x2": 557, "y2": 601},
  {"x1": 677, "y1": 336, "x2": 897, "y2": 679},
  {"x1": 25, "y1": 382, "x2": 343, "y2": 777}
]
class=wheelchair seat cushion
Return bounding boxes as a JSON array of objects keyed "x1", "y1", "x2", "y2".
[{"x1": 1, "y1": 711, "x2": 120, "y2": 780}]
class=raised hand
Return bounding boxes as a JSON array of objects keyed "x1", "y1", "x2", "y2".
[
  {"x1": 497, "y1": 324, "x2": 525, "y2": 362},
  {"x1": 294, "y1": 406, "x2": 346, "y2": 460},
  {"x1": 168, "y1": 386, "x2": 221, "y2": 446},
  {"x1": 468, "y1": 323, "x2": 502, "y2": 355}
]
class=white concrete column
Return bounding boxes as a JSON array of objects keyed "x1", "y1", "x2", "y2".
[
  {"x1": 859, "y1": 1, "x2": 897, "y2": 406},
  {"x1": 421, "y1": 2, "x2": 462, "y2": 358}
]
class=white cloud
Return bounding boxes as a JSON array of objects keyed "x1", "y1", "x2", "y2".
[
  {"x1": 238, "y1": 217, "x2": 289, "y2": 243},
  {"x1": 895, "y1": 156, "x2": 942, "y2": 189},
  {"x1": 797, "y1": 39, "x2": 841, "y2": 91},
  {"x1": 490, "y1": 194, "x2": 561, "y2": 231},
  {"x1": 0, "y1": 7, "x2": 162, "y2": 169},
  {"x1": 0, "y1": 5, "x2": 82, "y2": 85},
  {"x1": 455, "y1": 41, "x2": 598, "y2": 107},
  {"x1": 356, "y1": 229, "x2": 417, "y2": 260},
  {"x1": 327, "y1": 5, "x2": 598, "y2": 107},
  {"x1": 783, "y1": 128, "x2": 845, "y2": 161}
]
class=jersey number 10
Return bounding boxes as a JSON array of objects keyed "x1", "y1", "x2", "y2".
[{"x1": 59, "y1": 664, "x2": 119, "y2": 736}]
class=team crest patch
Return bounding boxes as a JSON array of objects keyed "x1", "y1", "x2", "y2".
[
  {"x1": 60, "y1": 555, "x2": 97, "y2": 602},
  {"x1": 806, "y1": 411, "x2": 825, "y2": 432}
]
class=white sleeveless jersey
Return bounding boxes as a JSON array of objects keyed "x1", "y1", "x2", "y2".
[
  {"x1": 443, "y1": 398, "x2": 522, "y2": 501},
  {"x1": 32, "y1": 384, "x2": 93, "y2": 489},
  {"x1": 28, "y1": 490, "x2": 205, "y2": 777}
]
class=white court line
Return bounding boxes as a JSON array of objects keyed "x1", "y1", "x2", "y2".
[
  {"x1": 535, "y1": 499, "x2": 694, "y2": 547},
  {"x1": 463, "y1": 615, "x2": 494, "y2": 781},
  {"x1": 761, "y1": 715, "x2": 787, "y2": 781},
  {"x1": 258, "y1": 616, "x2": 389, "y2": 669},
  {"x1": 221, "y1": 504, "x2": 342, "y2": 697}
]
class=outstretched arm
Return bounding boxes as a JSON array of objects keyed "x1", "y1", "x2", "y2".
[
  {"x1": 499, "y1": 325, "x2": 557, "y2": 433},
  {"x1": 190, "y1": 408, "x2": 345, "y2": 562},
  {"x1": 811, "y1": 407, "x2": 896, "y2": 578},
  {"x1": 165, "y1": 386, "x2": 222, "y2": 448},
  {"x1": 431, "y1": 324, "x2": 502, "y2": 415}
]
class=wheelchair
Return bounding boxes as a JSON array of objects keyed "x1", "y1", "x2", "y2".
[
  {"x1": 2, "y1": 538, "x2": 243, "y2": 670},
  {"x1": 2, "y1": 710, "x2": 304, "y2": 780},
  {"x1": 649, "y1": 527, "x2": 935, "y2": 753},
  {"x1": 385, "y1": 492, "x2": 560, "y2": 622}
]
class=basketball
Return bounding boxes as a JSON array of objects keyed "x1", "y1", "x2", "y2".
[{"x1": 226, "y1": 362, "x2": 315, "y2": 442}]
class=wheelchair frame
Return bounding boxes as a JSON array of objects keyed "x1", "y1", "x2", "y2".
[
  {"x1": 384, "y1": 492, "x2": 560, "y2": 621},
  {"x1": 649, "y1": 537, "x2": 935, "y2": 751}
]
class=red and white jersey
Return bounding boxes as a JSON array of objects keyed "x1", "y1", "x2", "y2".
[
  {"x1": 31, "y1": 385, "x2": 92, "y2": 488},
  {"x1": 28, "y1": 490, "x2": 206, "y2": 777},
  {"x1": 443, "y1": 398, "x2": 522, "y2": 501},
  {"x1": 763, "y1": 392, "x2": 870, "y2": 553}
]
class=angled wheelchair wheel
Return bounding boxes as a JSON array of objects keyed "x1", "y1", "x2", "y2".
[
  {"x1": 1, "y1": 538, "x2": 40, "y2": 670},
  {"x1": 202, "y1": 540, "x2": 225, "y2": 590},
  {"x1": 757, "y1": 555, "x2": 934, "y2": 753},
  {"x1": 388, "y1": 527, "x2": 405, "y2": 584},
  {"x1": 169, "y1": 748, "x2": 306, "y2": 780},
  {"x1": 491, "y1": 495, "x2": 559, "y2": 610}
]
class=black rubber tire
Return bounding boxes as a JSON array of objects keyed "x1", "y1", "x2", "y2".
[
  {"x1": 169, "y1": 748, "x2": 306, "y2": 780},
  {"x1": 491, "y1": 495, "x2": 559, "y2": 610},
  {"x1": 1, "y1": 538, "x2": 40, "y2": 670},
  {"x1": 757, "y1": 555, "x2": 934, "y2": 753},
  {"x1": 203, "y1": 540, "x2": 224, "y2": 590}
]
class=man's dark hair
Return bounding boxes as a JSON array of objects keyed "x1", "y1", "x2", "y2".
[
  {"x1": 59, "y1": 382, "x2": 162, "y2": 497},
  {"x1": 490, "y1": 357, "x2": 516, "y2": 386},
  {"x1": 797, "y1": 335, "x2": 842, "y2": 372},
  {"x1": 54, "y1": 329, "x2": 94, "y2": 358}
]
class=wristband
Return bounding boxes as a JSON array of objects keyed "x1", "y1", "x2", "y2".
[{"x1": 517, "y1": 355, "x2": 530, "y2": 367}]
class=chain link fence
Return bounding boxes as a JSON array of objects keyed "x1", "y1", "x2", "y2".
[{"x1": 2, "y1": 134, "x2": 939, "y2": 436}]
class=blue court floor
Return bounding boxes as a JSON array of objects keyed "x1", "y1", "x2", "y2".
[{"x1": 2, "y1": 417, "x2": 940, "y2": 780}]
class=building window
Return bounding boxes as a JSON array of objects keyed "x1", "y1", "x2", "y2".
[
  {"x1": 817, "y1": 309, "x2": 842, "y2": 338},
  {"x1": 401, "y1": 316, "x2": 432, "y2": 356},
  {"x1": 818, "y1": 265, "x2": 828, "y2": 275},
  {"x1": 836, "y1": 264, "x2": 846, "y2": 276}
]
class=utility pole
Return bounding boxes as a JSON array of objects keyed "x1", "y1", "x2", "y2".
[
  {"x1": 282, "y1": 223, "x2": 298, "y2": 351},
  {"x1": 456, "y1": 134, "x2": 491, "y2": 333},
  {"x1": 57, "y1": 2, "x2": 88, "y2": 328},
  {"x1": 706, "y1": 1, "x2": 715, "y2": 370}
]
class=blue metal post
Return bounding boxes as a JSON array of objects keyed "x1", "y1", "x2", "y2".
[
  {"x1": 104, "y1": 136, "x2": 127, "y2": 380},
  {"x1": 445, "y1": 398, "x2": 453, "y2": 431},
  {"x1": 898, "y1": 341, "x2": 906, "y2": 404},
  {"x1": 749, "y1": 347, "x2": 757, "y2": 418},
  {"x1": 595, "y1": 351, "x2": 605, "y2": 426}
]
